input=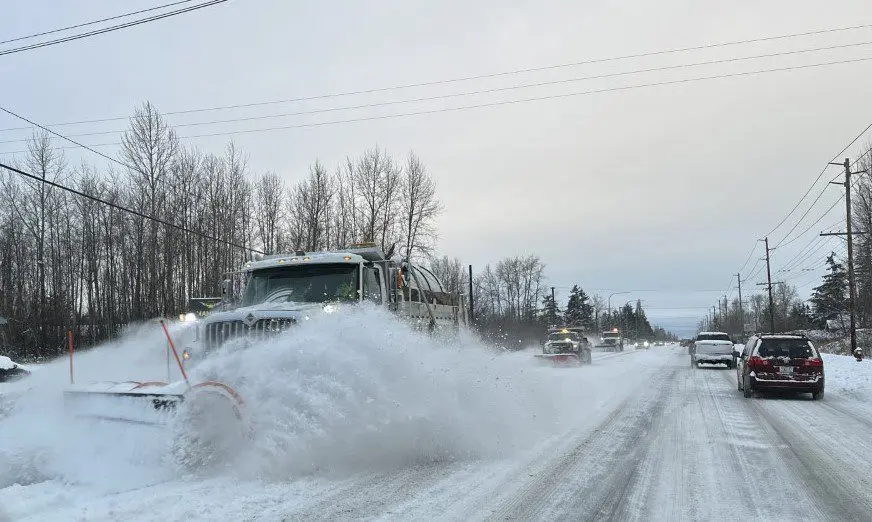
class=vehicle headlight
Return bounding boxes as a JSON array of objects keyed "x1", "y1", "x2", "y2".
[
  {"x1": 179, "y1": 312, "x2": 197, "y2": 323},
  {"x1": 323, "y1": 304, "x2": 338, "y2": 314},
  {"x1": 644, "y1": 341, "x2": 649, "y2": 347}
]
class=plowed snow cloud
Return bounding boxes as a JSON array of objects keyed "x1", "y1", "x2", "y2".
[{"x1": 0, "y1": 307, "x2": 575, "y2": 488}]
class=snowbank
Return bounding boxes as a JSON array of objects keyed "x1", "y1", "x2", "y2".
[{"x1": 822, "y1": 353, "x2": 872, "y2": 401}]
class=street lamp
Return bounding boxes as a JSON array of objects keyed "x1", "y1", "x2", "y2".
[{"x1": 607, "y1": 291, "x2": 631, "y2": 317}]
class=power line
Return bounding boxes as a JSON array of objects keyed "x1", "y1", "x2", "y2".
[
  {"x1": 6, "y1": 54, "x2": 872, "y2": 160},
  {"x1": 5, "y1": 39, "x2": 872, "y2": 139},
  {"x1": 0, "y1": 106, "x2": 129, "y2": 170},
  {"x1": 3, "y1": 21, "x2": 872, "y2": 131},
  {"x1": 0, "y1": 0, "x2": 199, "y2": 46},
  {"x1": 0, "y1": 0, "x2": 229, "y2": 57},
  {"x1": 0, "y1": 161, "x2": 262, "y2": 254},
  {"x1": 738, "y1": 243, "x2": 759, "y2": 276},
  {"x1": 765, "y1": 120, "x2": 872, "y2": 238},
  {"x1": 8, "y1": 38, "x2": 872, "y2": 143},
  {"x1": 772, "y1": 173, "x2": 844, "y2": 249},
  {"x1": 774, "y1": 195, "x2": 843, "y2": 249}
]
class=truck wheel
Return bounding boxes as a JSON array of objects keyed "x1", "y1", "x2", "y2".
[{"x1": 172, "y1": 381, "x2": 249, "y2": 472}]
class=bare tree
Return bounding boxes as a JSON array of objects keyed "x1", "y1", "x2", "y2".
[
  {"x1": 254, "y1": 172, "x2": 284, "y2": 254},
  {"x1": 400, "y1": 152, "x2": 442, "y2": 261}
]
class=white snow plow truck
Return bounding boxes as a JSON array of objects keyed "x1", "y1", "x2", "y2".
[
  {"x1": 595, "y1": 328, "x2": 624, "y2": 352},
  {"x1": 535, "y1": 327, "x2": 593, "y2": 366},
  {"x1": 63, "y1": 244, "x2": 468, "y2": 466}
]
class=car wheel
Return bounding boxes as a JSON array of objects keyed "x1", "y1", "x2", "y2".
[
  {"x1": 743, "y1": 377, "x2": 753, "y2": 398},
  {"x1": 812, "y1": 388, "x2": 825, "y2": 401}
]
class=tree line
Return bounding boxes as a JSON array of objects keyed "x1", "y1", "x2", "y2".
[
  {"x1": 0, "y1": 102, "x2": 442, "y2": 359},
  {"x1": 428, "y1": 257, "x2": 672, "y2": 348}
]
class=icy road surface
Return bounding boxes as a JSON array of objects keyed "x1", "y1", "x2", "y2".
[{"x1": 2, "y1": 316, "x2": 872, "y2": 521}]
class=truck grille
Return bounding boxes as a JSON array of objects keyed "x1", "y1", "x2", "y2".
[{"x1": 204, "y1": 318, "x2": 296, "y2": 350}]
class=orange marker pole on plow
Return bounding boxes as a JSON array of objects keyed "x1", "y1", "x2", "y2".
[{"x1": 160, "y1": 320, "x2": 190, "y2": 388}]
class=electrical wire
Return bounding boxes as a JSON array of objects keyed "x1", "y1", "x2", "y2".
[
  {"x1": 0, "y1": 106, "x2": 129, "y2": 170},
  {"x1": 0, "y1": 0, "x2": 229, "y2": 57},
  {"x1": 6, "y1": 39, "x2": 872, "y2": 139},
  {"x1": 0, "y1": 161, "x2": 263, "y2": 254},
  {"x1": 772, "y1": 173, "x2": 844, "y2": 249},
  {"x1": 765, "y1": 120, "x2": 872, "y2": 238},
  {"x1": 775, "y1": 195, "x2": 843, "y2": 249},
  {"x1": 5, "y1": 53, "x2": 871, "y2": 159},
  {"x1": 3, "y1": 21, "x2": 872, "y2": 130},
  {"x1": 0, "y1": 0, "x2": 199, "y2": 46}
]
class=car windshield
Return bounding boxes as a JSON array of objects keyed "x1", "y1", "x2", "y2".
[
  {"x1": 697, "y1": 333, "x2": 731, "y2": 342},
  {"x1": 240, "y1": 264, "x2": 359, "y2": 306},
  {"x1": 757, "y1": 339, "x2": 816, "y2": 358},
  {"x1": 549, "y1": 332, "x2": 578, "y2": 342}
]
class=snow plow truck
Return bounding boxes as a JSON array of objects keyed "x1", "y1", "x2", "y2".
[
  {"x1": 535, "y1": 327, "x2": 593, "y2": 366},
  {"x1": 63, "y1": 244, "x2": 468, "y2": 466}
]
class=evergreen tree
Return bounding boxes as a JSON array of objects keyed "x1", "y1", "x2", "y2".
[
  {"x1": 810, "y1": 252, "x2": 847, "y2": 327},
  {"x1": 564, "y1": 284, "x2": 594, "y2": 328},
  {"x1": 540, "y1": 293, "x2": 561, "y2": 326}
]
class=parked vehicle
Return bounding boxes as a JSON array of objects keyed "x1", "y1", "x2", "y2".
[
  {"x1": 736, "y1": 334, "x2": 824, "y2": 400},
  {"x1": 691, "y1": 331, "x2": 734, "y2": 368},
  {"x1": 0, "y1": 355, "x2": 30, "y2": 383}
]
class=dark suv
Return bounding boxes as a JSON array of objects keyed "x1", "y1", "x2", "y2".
[{"x1": 736, "y1": 334, "x2": 824, "y2": 400}]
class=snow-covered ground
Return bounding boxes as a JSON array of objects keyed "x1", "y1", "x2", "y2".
[{"x1": 1, "y1": 314, "x2": 871, "y2": 521}]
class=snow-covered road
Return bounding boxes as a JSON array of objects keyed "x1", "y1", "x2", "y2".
[{"x1": 2, "y1": 331, "x2": 872, "y2": 521}]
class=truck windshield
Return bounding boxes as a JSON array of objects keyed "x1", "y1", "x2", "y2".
[
  {"x1": 240, "y1": 264, "x2": 359, "y2": 306},
  {"x1": 549, "y1": 332, "x2": 578, "y2": 342}
]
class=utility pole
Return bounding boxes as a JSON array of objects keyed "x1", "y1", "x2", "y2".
[
  {"x1": 762, "y1": 237, "x2": 776, "y2": 333},
  {"x1": 821, "y1": 159, "x2": 864, "y2": 358},
  {"x1": 468, "y1": 265, "x2": 474, "y2": 325},
  {"x1": 551, "y1": 286, "x2": 556, "y2": 324},
  {"x1": 736, "y1": 273, "x2": 744, "y2": 333},
  {"x1": 844, "y1": 158, "x2": 857, "y2": 359}
]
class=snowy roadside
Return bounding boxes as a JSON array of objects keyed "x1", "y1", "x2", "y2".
[{"x1": 821, "y1": 353, "x2": 872, "y2": 401}]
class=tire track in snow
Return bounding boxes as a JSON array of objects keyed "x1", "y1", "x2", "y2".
[
  {"x1": 485, "y1": 366, "x2": 678, "y2": 521},
  {"x1": 750, "y1": 398, "x2": 872, "y2": 520},
  {"x1": 718, "y1": 371, "x2": 872, "y2": 521}
]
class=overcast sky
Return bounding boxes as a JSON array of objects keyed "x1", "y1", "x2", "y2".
[{"x1": 3, "y1": 0, "x2": 872, "y2": 337}]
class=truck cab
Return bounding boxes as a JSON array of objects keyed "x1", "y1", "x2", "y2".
[{"x1": 188, "y1": 245, "x2": 466, "y2": 354}]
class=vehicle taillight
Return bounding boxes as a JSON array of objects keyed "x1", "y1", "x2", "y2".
[
  {"x1": 748, "y1": 356, "x2": 771, "y2": 371},
  {"x1": 804, "y1": 358, "x2": 823, "y2": 368}
]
